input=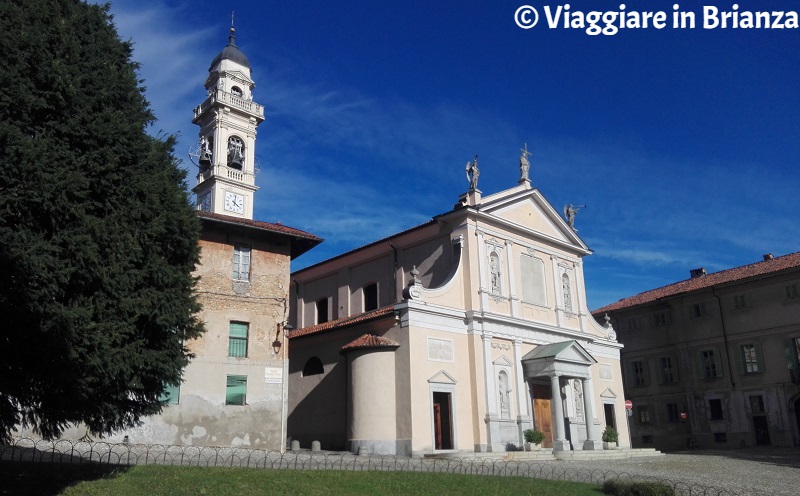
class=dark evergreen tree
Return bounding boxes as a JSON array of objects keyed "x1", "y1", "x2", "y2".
[{"x1": 0, "y1": 0, "x2": 204, "y2": 442}]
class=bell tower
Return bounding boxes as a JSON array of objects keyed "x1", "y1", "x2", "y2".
[{"x1": 192, "y1": 25, "x2": 264, "y2": 219}]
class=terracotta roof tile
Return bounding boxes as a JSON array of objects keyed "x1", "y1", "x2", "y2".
[
  {"x1": 593, "y1": 251, "x2": 800, "y2": 314},
  {"x1": 340, "y1": 334, "x2": 400, "y2": 352},
  {"x1": 197, "y1": 211, "x2": 322, "y2": 259},
  {"x1": 197, "y1": 211, "x2": 321, "y2": 241},
  {"x1": 292, "y1": 220, "x2": 437, "y2": 275},
  {"x1": 287, "y1": 305, "x2": 396, "y2": 339}
]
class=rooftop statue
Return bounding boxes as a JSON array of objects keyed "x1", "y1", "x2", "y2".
[
  {"x1": 519, "y1": 143, "x2": 531, "y2": 182},
  {"x1": 466, "y1": 155, "x2": 479, "y2": 191},
  {"x1": 563, "y1": 204, "x2": 586, "y2": 231}
]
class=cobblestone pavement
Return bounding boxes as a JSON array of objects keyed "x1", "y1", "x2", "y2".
[{"x1": 562, "y1": 448, "x2": 800, "y2": 496}]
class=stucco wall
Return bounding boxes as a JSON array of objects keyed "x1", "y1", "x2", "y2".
[{"x1": 124, "y1": 225, "x2": 292, "y2": 449}]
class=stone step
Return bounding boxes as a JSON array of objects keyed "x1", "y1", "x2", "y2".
[
  {"x1": 425, "y1": 447, "x2": 663, "y2": 461},
  {"x1": 503, "y1": 451, "x2": 557, "y2": 461},
  {"x1": 555, "y1": 448, "x2": 664, "y2": 461}
]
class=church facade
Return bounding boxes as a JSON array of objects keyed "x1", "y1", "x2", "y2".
[{"x1": 287, "y1": 159, "x2": 628, "y2": 456}]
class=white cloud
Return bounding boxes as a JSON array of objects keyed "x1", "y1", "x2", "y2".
[{"x1": 102, "y1": 1, "x2": 216, "y2": 152}]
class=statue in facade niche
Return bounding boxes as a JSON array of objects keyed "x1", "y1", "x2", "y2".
[
  {"x1": 573, "y1": 380, "x2": 584, "y2": 421},
  {"x1": 466, "y1": 155, "x2": 479, "y2": 190},
  {"x1": 562, "y1": 273, "x2": 572, "y2": 313},
  {"x1": 519, "y1": 143, "x2": 531, "y2": 182},
  {"x1": 498, "y1": 373, "x2": 510, "y2": 418}
]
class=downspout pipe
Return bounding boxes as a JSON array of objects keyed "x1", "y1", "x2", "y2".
[
  {"x1": 389, "y1": 242, "x2": 398, "y2": 303},
  {"x1": 712, "y1": 287, "x2": 736, "y2": 390}
]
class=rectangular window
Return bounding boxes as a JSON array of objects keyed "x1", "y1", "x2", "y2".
[
  {"x1": 363, "y1": 283, "x2": 378, "y2": 312},
  {"x1": 228, "y1": 322, "x2": 248, "y2": 358},
  {"x1": 225, "y1": 375, "x2": 247, "y2": 405},
  {"x1": 666, "y1": 403, "x2": 679, "y2": 423},
  {"x1": 632, "y1": 360, "x2": 648, "y2": 387},
  {"x1": 637, "y1": 406, "x2": 651, "y2": 424},
  {"x1": 692, "y1": 302, "x2": 709, "y2": 318},
  {"x1": 750, "y1": 395, "x2": 765, "y2": 414},
  {"x1": 714, "y1": 432, "x2": 727, "y2": 443},
  {"x1": 652, "y1": 312, "x2": 669, "y2": 327},
  {"x1": 733, "y1": 294, "x2": 748, "y2": 310},
  {"x1": 701, "y1": 349, "x2": 721, "y2": 378},
  {"x1": 786, "y1": 284, "x2": 799, "y2": 300},
  {"x1": 709, "y1": 398, "x2": 724, "y2": 420},
  {"x1": 160, "y1": 383, "x2": 180, "y2": 405},
  {"x1": 794, "y1": 338, "x2": 800, "y2": 367},
  {"x1": 232, "y1": 245, "x2": 251, "y2": 281},
  {"x1": 660, "y1": 356, "x2": 677, "y2": 384},
  {"x1": 316, "y1": 298, "x2": 329, "y2": 324},
  {"x1": 741, "y1": 344, "x2": 760, "y2": 373}
]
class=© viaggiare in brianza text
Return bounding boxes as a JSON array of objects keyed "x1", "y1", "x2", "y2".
[{"x1": 539, "y1": 4, "x2": 798, "y2": 36}]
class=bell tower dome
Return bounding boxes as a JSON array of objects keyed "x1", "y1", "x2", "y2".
[{"x1": 191, "y1": 25, "x2": 264, "y2": 219}]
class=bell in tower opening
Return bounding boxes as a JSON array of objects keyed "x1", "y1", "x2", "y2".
[
  {"x1": 227, "y1": 136, "x2": 244, "y2": 169},
  {"x1": 199, "y1": 135, "x2": 212, "y2": 171}
]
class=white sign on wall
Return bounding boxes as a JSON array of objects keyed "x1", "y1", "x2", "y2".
[{"x1": 264, "y1": 367, "x2": 283, "y2": 384}]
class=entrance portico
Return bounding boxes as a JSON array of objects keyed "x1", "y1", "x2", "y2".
[{"x1": 521, "y1": 340, "x2": 602, "y2": 451}]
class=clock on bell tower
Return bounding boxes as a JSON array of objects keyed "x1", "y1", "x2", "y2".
[{"x1": 191, "y1": 24, "x2": 263, "y2": 220}]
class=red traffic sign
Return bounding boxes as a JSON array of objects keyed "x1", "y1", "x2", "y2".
[{"x1": 625, "y1": 400, "x2": 633, "y2": 410}]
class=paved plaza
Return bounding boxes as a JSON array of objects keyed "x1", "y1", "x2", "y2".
[{"x1": 562, "y1": 448, "x2": 800, "y2": 496}]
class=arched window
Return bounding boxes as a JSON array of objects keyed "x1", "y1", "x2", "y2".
[
  {"x1": 231, "y1": 86, "x2": 243, "y2": 97},
  {"x1": 302, "y1": 357, "x2": 324, "y2": 377},
  {"x1": 227, "y1": 135, "x2": 244, "y2": 169}
]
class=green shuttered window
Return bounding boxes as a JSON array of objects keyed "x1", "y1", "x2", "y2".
[
  {"x1": 160, "y1": 383, "x2": 180, "y2": 405},
  {"x1": 226, "y1": 375, "x2": 247, "y2": 405},
  {"x1": 229, "y1": 322, "x2": 248, "y2": 358}
]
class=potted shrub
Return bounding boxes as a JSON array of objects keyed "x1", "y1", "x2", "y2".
[
  {"x1": 523, "y1": 429, "x2": 545, "y2": 451},
  {"x1": 602, "y1": 426, "x2": 619, "y2": 450}
]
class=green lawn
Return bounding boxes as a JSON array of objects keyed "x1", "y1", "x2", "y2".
[{"x1": 2, "y1": 462, "x2": 603, "y2": 495}]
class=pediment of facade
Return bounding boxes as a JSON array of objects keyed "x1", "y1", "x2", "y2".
[
  {"x1": 492, "y1": 355, "x2": 513, "y2": 367},
  {"x1": 428, "y1": 370, "x2": 457, "y2": 385},
  {"x1": 476, "y1": 188, "x2": 590, "y2": 255},
  {"x1": 599, "y1": 387, "x2": 617, "y2": 398},
  {"x1": 520, "y1": 340, "x2": 597, "y2": 379}
]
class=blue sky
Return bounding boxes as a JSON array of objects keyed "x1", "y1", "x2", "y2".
[{"x1": 104, "y1": 0, "x2": 800, "y2": 310}]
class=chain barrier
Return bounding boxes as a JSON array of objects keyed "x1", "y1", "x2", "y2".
[{"x1": 1, "y1": 437, "x2": 739, "y2": 495}]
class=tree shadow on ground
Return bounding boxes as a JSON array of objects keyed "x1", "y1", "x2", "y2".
[{"x1": 0, "y1": 461, "x2": 128, "y2": 496}]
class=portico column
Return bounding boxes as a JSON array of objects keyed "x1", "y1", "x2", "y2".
[
  {"x1": 550, "y1": 375, "x2": 570, "y2": 451},
  {"x1": 581, "y1": 378, "x2": 602, "y2": 450}
]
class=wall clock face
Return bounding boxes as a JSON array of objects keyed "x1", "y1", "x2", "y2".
[{"x1": 224, "y1": 191, "x2": 244, "y2": 214}]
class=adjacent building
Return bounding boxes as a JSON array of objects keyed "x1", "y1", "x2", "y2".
[
  {"x1": 287, "y1": 156, "x2": 629, "y2": 456},
  {"x1": 593, "y1": 252, "x2": 800, "y2": 450},
  {"x1": 106, "y1": 27, "x2": 321, "y2": 449}
]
